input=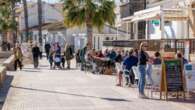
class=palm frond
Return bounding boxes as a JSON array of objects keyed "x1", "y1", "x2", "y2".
[{"x1": 62, "y1": 0, "x2": 116, "y2": 31}]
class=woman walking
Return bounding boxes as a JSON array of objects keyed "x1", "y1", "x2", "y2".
[
  {"x1": 138, "y1": 42, "x2": 149, "y2": 98},
  {"x1": 54, "y1": 43, "x2": 62, "y2": 69}
]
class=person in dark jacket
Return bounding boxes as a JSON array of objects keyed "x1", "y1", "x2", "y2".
[
  {"x1": 109, "y1": 49, "x2": 117, "y2": 61},
  {"x1": 32, "y1": 43, "x2": 41, "y2": 68},
  {"x1": 45, "y1": 43, "x2": 51, "y2": 59},
  {"x1": 80, "y1": 44, "x2": 88, "y2": 71},
  {"x1": 64, "y1": 43, "x2": 74, "y2": 69},
  {"x1": 138, "y1": 42, "x2": 149, "y2": 98},
  {"x1": 123, "y1": 49, "x2": 138, "y2": 86}
]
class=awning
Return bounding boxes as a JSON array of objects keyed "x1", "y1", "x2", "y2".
[
  {"x1": 131, "y1": 6, "x2": 161, "y2": 22},
  {"x1": 123, "y1": 6, "x2": 188, "y2": 22},
  {"x1": 122, "y1": 16, "x2": 134, "y2": 22}
]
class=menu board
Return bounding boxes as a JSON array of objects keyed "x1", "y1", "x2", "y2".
[{"x1": 164, "y1": 60, "x2": 184, "y2": 92}]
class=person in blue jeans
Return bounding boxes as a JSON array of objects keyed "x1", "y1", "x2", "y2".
[{"x1": 138, "y1": 42, "x2": 149, "y2": 98}]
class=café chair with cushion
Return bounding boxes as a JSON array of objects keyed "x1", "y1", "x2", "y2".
[
  {"x1": 132, "y1": 66, "x2": 139, "y2": 85},
  {"x1": 150, "y1": 65, "x2": 162, "y2": 99}
]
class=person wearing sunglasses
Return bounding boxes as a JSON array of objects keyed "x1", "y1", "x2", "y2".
[{"x1": 138, "y1": 42, "x2": 149, "y2": 98}]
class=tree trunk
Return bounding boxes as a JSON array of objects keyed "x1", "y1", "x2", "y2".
[
  {"x1": 22, "y1": 0, "x2": 29, "y2": 42},
  {"x1": 38, "y1": 0, "x2": 43, "y2": 47},
  {"x1": 11, "y1": 0, "x2": 17, "y2": 46},
  {"x1": 1, "y1": 32, "x2": 8, "y2": 51},
  {"x1": 86, "y1": 23, "x2": 93, "y2": 49}
]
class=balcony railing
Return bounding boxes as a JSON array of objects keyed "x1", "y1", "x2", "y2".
[{"x1": 103, "y1": 39, "x2": 195, "y2": 54}]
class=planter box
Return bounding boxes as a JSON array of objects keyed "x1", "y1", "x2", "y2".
[
  {"x1": 0, "y1": 51, "x2": 12, "y2": 58},
  {"x1": 3, "y1": 55, "x2": 15, "y2": 71},
  {"x1": 0, "y1": 66, "x2": 6, "y2": 88}
]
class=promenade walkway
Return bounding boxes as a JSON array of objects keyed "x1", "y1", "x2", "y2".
[{"x1": 1, "y1": 58, "x2": 195, "y2": 110}]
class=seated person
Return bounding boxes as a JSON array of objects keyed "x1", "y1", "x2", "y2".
[
  {"x1": 153, "y1": 51, "x2": 162, "y2": 65},
  {"x1": 123, "y1": 49, "x2": 138, "y2": 86},
  {"x1": 176, "y1": 52, "x2": 188, "y2": 65}
]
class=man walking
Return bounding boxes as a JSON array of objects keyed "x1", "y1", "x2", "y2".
[
  {"x1": 44, "y1": 42, "x2": 51, "y2": 59},
  {"x1": 32, "y1": 43, "x2": 41, "y2": 68},
  {"x1": 64, "y1": 43, "x2": 74, "y2": 69},
  {"x1": 79, "y1": 44, "x2": 88, "y2": 71}
]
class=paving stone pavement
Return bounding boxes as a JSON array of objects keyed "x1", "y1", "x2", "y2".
[{"x1": 1, "y1": 58, "x2": 195, "y2": 110}]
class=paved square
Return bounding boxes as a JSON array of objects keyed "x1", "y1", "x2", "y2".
[{"x1": 1, "y1": 59, "x2": 195, "y2": 110}]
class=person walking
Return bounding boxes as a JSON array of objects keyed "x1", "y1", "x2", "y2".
[
  {"x1": 138, "y1": 42, "x2": 149, "y2": 98},
  {"x1": 75, "y1": 49, "x2": 81, "y2": 68},
  {"x1": 80, "y1": 44, "x2": 88, "y2": 71},
  {"x1": 49, "y1": 47, "x2": 55, "y2": 69},
  {"x1": 32, "y1": 43, "x2": 41, "y2": 68},
  {"x1": 64, "y1": 43, "x2": 74, "y2": 69},
  {"x1": 115, "y1": 50, "x2": 123, "y2": 86},
  {"x1": 54, "y1": 43, "x2": 62, "y2": 69},
  {"x1": 44, "y1": 42, "x2": 51, "y2": 59},
  {"x1": 13, "y1": 43, "x2": 23, "y2": 71}
]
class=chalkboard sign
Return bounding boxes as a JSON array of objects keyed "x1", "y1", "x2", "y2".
[
  {"x1": 164, "y1": 60, "x2": 184, "y2": 92},
  {"x1": 160, "y1": 59, "x2": 185, "y2": 100}
]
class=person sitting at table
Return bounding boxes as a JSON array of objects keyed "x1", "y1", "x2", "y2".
[
  {"x1": 123, "y1": 49, "x2": 138, "y2": 86},
  {"x1": 109, "y1": 49, "x2": 117, "y2": 61},
  {"x1": 104, "y1": 49, "x2": 109, "y2": 57},
  {"x1": 153, "y1": 51, "x2": 162, "y2": 65},
  {"x1": 176, "y1": 52, "x2": 188, "y2": 65},
  {"x1": 97, "y1": 50, "x2": 104, "y2": 58}
]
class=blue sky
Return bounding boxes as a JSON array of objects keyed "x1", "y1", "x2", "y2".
[{"x1": 42, "y1": 0, "x2": 60, "y2": 3}]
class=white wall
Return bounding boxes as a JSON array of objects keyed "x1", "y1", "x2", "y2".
[
  {"x1": 19, "y1": 3, "x2": 63, "y2": 30},
  {"x1": 148, "y1": 20, "x2": 188, "y2": 39}
]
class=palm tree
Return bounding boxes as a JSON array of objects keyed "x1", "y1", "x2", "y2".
[
  {"x1": 37, "y1": 0, "x2": 42, "y2": 46},
  {"x1": 62, "y1": 0, "x2": 116, "y2": 48},
  {"x1": 22, "y1": 0, "x2": 29, "y2": 42}
]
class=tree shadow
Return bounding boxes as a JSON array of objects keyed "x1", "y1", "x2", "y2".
[
  {"x1": 11, "y1": 86, "x2": 131, "y2": 102},
  {"x1": 22, "y1": 70, "x2": 41, "y2": 73}
]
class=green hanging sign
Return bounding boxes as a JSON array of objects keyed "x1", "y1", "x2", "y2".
[{"x1": 152, "y1": 20, "x2": 160, "y2": 25}]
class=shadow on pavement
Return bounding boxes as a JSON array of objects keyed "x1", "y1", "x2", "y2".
[
  {"x1": 39, "y1": 65, "x2": 49, "y2": 67},
  {"x1": 168, "y1": 96, "x2": 195, "y2": 104},
  {"x1": 149, "y1": 93, "x2": 195, "y2": 104},
  {"x1": 22, "y1": 70, "x2": 41, "y2": 73},
  {"x1": 11, "y1": 86, "x2": 131, "y2": 102},
  {"x1": 0, "y1": 75, "x2": 14, "y2": 110}
]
